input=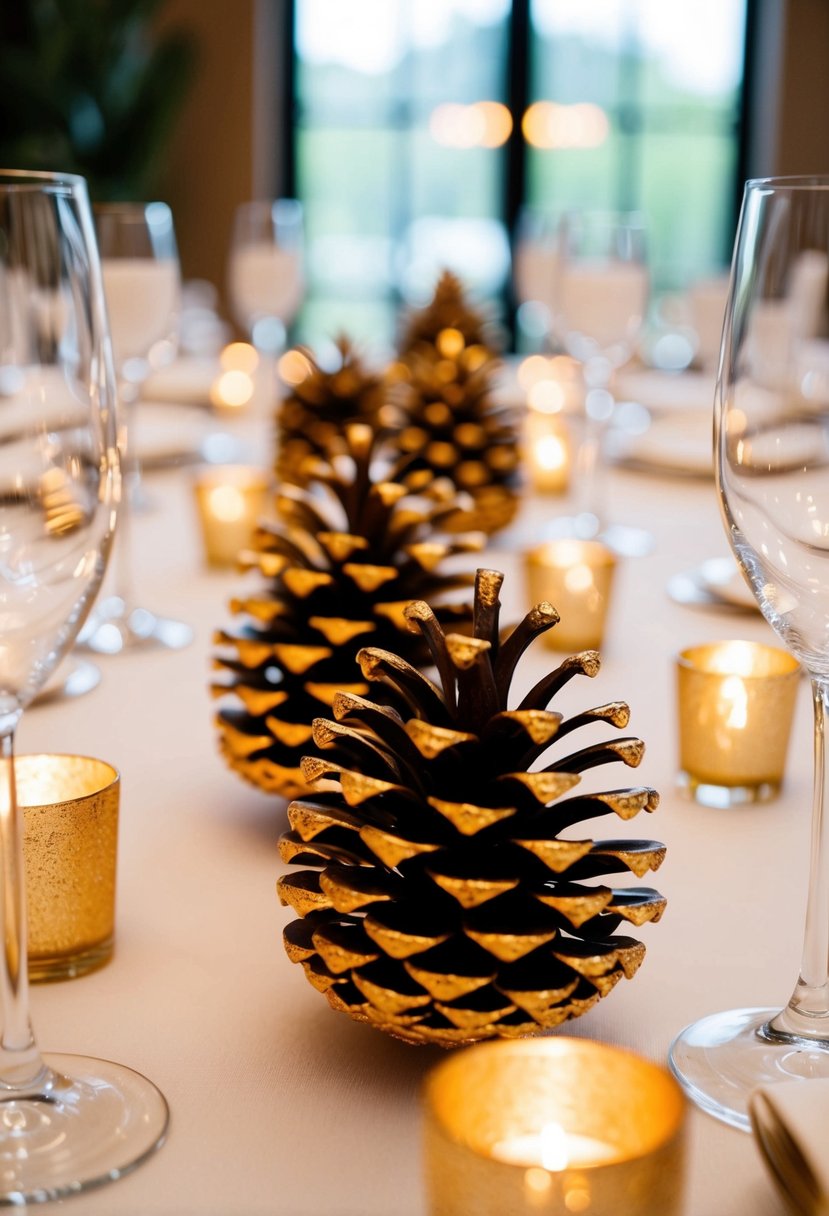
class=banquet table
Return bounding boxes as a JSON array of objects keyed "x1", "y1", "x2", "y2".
[{"x1": 19, "y1": 390, "x2": 802, "y2": 1216}]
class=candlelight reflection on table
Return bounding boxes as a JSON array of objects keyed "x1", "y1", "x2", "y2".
[
  {"x1": 423, "y1": 1038, "x2": 686, "y2": 1216},
  {"x1": 525, "y1": 538, "x2": 616, "y2": 651},
  {"x1": 676, "y1": 639, "x2": 800, "y2": 807}
]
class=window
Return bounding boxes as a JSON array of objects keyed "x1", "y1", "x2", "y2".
[{"x1": 291, "y1": 0, "x2": 748, "y2": 354}]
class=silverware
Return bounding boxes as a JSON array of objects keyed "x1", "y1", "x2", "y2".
[
  {"x1": 667, "y1": 557, "x2": 759, "y2": 614},
  {"x1": 749, "y1": 1089, "x2": 828, "y2": 1216}
]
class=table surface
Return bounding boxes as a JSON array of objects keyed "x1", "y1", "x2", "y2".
[{"x1": 19, "y1": 390, "x2": 799, "y2": 1216}]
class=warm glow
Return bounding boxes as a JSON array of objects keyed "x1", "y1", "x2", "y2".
[
  {"x1": 720, "y1": 674, "x2": 749, "y2": 731},
  {"x1": 517, "y1": 355, "x2": 555, "y2": 390},
  {"x1": 437, "y1": 327, "x2": 465, "y2": 359},
  {"x1": 208, "y1": 484, "x2": 247, "y2": 523},
  {"x1": 705, "y1": 639, "x2": 763, "y2": 677},
  {"x1": 220, "y1": 341, "x2": 259, "y2": 374},
  {"x1": 210, "y1": 369, "x2": 254, "y2": 409},
  {"x1": 529, "y1": 379, "x2": 566, "y2": 413},
  {"x1": 539, "y1": 1122, "x2": 570, "y2": 1172},
  {"x1": 564, "y1": 564, "x2": 595, "y2": 594},
  {"x1": 430, "y1": 101, "x2": 512, "y2": 148},
  {"x1": 522, "y1": 101, "x2": 609, "y2": 150},
  {"x1": 278, "y1": 348, "x2": 313, "y2": 386},
  {"x1": 534, "y1": 434, "x2": 567, "y2": 471},
  {"x1": 476, "y1": 100, "x2": 513, "y2": 148}
]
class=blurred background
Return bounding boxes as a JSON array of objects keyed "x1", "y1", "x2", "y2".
[{"x1": 1, "y1": 0, "x2": 825, "y2": 355}]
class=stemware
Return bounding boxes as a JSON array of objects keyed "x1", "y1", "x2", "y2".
[
  {"x1": 227, "y1": 198, "x2": 304, "y2": 353},
  {"x1": 670, "y1": 175, "x2": 829, "y2": 1130},
  {"x1": 0, "y1": 169, "x2": 167, "y2": 1201},
  {"x1": 548, "y1": 209, "x2": 650, "y2": 555},
  {"x1": 79, "y1": 201, "x2": 192, "y2": 654}
]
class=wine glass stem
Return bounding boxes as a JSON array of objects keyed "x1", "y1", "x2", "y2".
[
  {"x1": 0, "y1": 719, "x2": 45, "y2": 1089},
  {"x1": 112, "y1": 393, "x2": 139, "y2": 607},
  {"x1": 574, "y1": 361, "x2": 614, "y2": 527},
  {"x1": 771, "y1": 677, "x2": 829, "y2": 1038}
]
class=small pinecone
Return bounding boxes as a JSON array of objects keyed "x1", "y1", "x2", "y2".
[
  {"x1": 276, "y1": 337, "x2": 385, "y2": 485},
  {"x1": 213, "y1": 424, "x2": 483, "y2": 801},
  {"x1": 400, "y1": 269, "x2": 499, "y2": 355},
  {"x1": 388, "y1": 331, "x2": 521, "y2": 535},
  {"x1": 278, "y1": 569, "x2": 666, "y2": 1047}
]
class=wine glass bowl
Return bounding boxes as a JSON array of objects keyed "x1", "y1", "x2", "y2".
[
  {"x1": 228, "y1": 198, "x2": 304, "y2": 352},
  {"x1": 670, "y1": 176, "x2": 829, "y2": 1130},
  {"x1": 546, "y1": 210, "x2": 651, "y2": 554},
  {"x1": 97, "y1": 201, "x2": 180, "y2": 396},
  {"x1": 78, "y1": 200, "x2": 192, "y2": 654},
  {"x1": 0, "y1": 170, "x2": 168, "y2": 1201}
]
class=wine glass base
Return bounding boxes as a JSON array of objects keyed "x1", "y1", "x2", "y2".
[
  {"x1": 0, "y1": 1053, "x2": 168, "y2": 1204},
  {"x1": 78, "y1": 598, "x2": 193, "y2": 655},
  {"x1": 669, "y1": 1007, "x2": 829, "y2": 1132}
]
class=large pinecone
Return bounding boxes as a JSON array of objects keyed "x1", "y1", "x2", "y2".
[
  {"x1": 276, "y1": 337, "x2": 385, "y2": 485},
  {"x1": 388, "y1": 330, "x2": 521, "y2": 535},
  {"x1": 213, "y1": 424, "x2": 483, "y2": 801},
  {"x1": 278, "y1": 569, "x2": 666, "y2": 1046}
]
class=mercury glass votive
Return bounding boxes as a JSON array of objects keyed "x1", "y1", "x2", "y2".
[
  {"x1": 525, "y1": 539, "x2": 617, "y2": 651},
  {"x1": 676, "y1": 640, "x2": 800, "y2": 807},
  {"x1": 193, "y1": 464, "x2": 271, "y2": 567},
  {"x1": 423, "y1": 1038, "x2": 686, "y2": 1216},
  {"x1": 17, "y1": 754, "x2": 120, "y2": 982}
]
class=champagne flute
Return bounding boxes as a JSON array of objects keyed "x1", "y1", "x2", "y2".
[
  {"x1": 549, "y1": 210, "x2": 650, "y2": 555},
  {"x1": 0, "y1": 170, "x2": 167, "y2": 1200},
  {"x1": 227, "y1": 198, "x2": 304, "y2": 353},
  {"x1": 79, "y1": 201, "x2": 192, "y2": 654},
  {"x1": 670, "y1": 176, "x2": 829, "y2": 1130}
]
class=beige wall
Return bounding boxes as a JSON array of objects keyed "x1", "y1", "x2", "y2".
[
  {"x1": 154, "y1": 0, "x2": 257, "y2": 305},
  {"x1": 774, "y1": 0, "x2": 829, "y2": 175}
]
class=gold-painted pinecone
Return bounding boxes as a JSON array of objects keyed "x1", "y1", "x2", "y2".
[
  {"x1": 276, "y1": 337, "x2": 385, "y2": 485},
  {"x1": 278, "y1": 568, "x2": 666, "y2": 1046},
  {"x1": 388, "y1": 330, "x2": 521, "y2": 535},
  {"x1": 400, "y1": 269, "x2": 499, "y2": 354},
  {"x1": 213, "y1": 424, "x2": 483, "y2": 801}
]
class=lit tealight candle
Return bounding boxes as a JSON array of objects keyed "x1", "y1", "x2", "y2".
[
  {"x1": 490, "y1": 1122, "x2": 620, "y2": 1170},
  {"x1": 423, "y1": 1038, "x2": 686, "y2": 1216},
  {"x1": 525, "y1": 539, "x2": 617, "y2": 651},
  {"x1": 193, "y1": 465, "x2": 271, "y2": 568},
  {"x1": 525, "y1": 410, "x2": 572, "y2": 494},
  {"x1": 677, "y1": 639, "x2": 800, "y2": 807}
]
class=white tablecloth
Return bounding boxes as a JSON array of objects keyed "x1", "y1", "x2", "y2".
[{"x1": 20, "y1": 405, "x2": 798, "y2": 1215}]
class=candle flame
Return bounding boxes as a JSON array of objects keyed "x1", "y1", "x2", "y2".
[
  {"x1": 539, "y1": 1122, "x2": 569, "y2": 1172},
  {"x1": 535, "y1": 434, "x2": 567, "y2": 471},
  {"x1": 208, "y1": 485, "x2": 247, "y2": 523},
  {"x1": 720, "y1": 674, "x2": 748, "y2": 730}
]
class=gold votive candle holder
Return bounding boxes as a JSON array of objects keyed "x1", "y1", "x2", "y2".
[
  {"x1": 193, "y1": 464, "x2": 271, "y2": 567},
  {"x1": 677, "y1": 639, "x2": 800, "y2": 807},
  {"x1": 423, "y1": 1038, "x2": 686, "y2": 1216},
  {"x1": 18, "y1": 754, "x2": 120, "y2": 982},
  {"x1": 525, "y1": 409, "x2": 572, "y2": 494},
  {"x1": 525, "y1": 539, "x2": 617, "y2": 651}
]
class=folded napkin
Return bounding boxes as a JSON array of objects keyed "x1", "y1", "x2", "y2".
[{"x1": 750, "y1": 1078, "x2": 829, "y2": 1213}]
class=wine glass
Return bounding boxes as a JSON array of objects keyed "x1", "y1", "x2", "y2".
[
  {"x1": 670, "y1": 175, "x2": 829, "y2": 1131},
  {"x1": 227, "y1": 198, "x2": 304, "y2": 353},
  {"x1": 79, "y1": 201, "x2": 192, "y2": 654},
  {"x1": 0, "y1": 170, "x2": 167, "y2": 1200},
  {"x1": 512, "y1": 207, "x2": 559, "y2": 351},
  {"x1": 548, "y1": 210, "x2": 650, "y2": 555}
]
